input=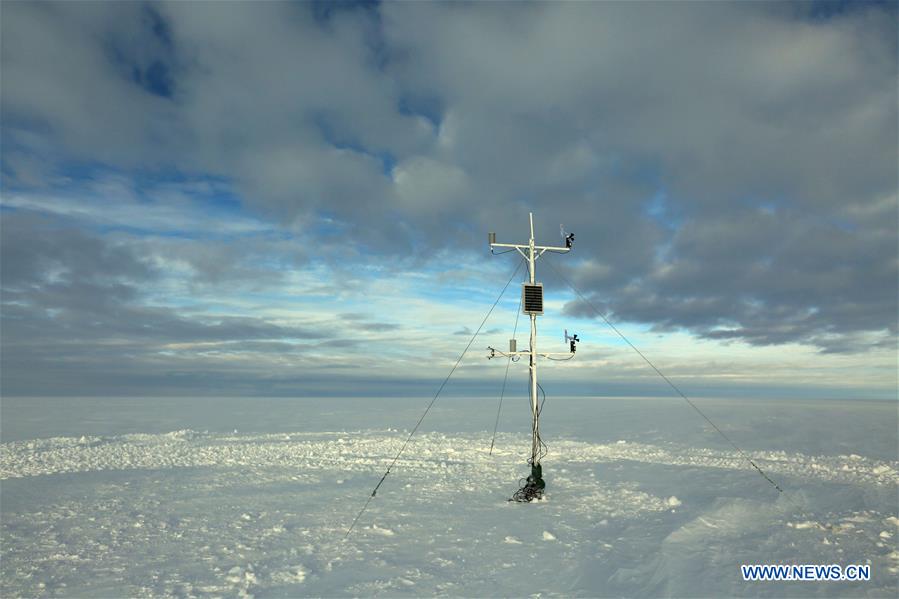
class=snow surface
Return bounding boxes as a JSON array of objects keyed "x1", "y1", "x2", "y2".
[{"x1": 1, "y1": 396, "x2": 897, "y2": 597}]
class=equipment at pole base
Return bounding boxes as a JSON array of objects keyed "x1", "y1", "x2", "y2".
[
  {"x1": 488, "y1": 213, "x2": 575, "y2": 502},
  {"x1": 511, "y1": 462, "x2": 546, "y2": 502}
]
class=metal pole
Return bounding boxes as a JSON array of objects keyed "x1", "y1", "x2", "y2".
[
  {"x1": 487, "y1": 212, "x2": 572, "y2": 500},
  {"x1": 528, "y1": 212, "x2": 539, "y2": 465}
]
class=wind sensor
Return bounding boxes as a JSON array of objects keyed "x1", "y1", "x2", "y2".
[{"x1": 487, "y1": 213, "x2": 576, "y2": 501}]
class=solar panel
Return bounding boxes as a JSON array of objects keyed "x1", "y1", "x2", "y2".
[{"x1": 522, "y1": 283, "x2": 543, "y2": 315}]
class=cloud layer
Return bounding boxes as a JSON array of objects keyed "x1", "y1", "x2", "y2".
[{"x1": 1, "y1": 1, "x2": 896, "y2": 396}]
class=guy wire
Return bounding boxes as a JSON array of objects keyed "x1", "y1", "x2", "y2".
[
  {"x1": 489, "y1": 271, "x2": 524, "y2": 455},
  {"x1": 543, "y1": 257, "x2": 784, "y2": 494},
  {"x1": 345, "y1": 257, "x2": 525, "y2": 538}
]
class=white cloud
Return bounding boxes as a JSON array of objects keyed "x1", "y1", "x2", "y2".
[{"x1": 1, "y1": 1, "x2": 895, "y2": 395}]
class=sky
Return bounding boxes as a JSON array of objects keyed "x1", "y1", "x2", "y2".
[{"x1": 1, "y1": 0, "x2": 896, "y2": 400}]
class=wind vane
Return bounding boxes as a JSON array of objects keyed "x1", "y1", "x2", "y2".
[{"x1": 487, "y1": 212, "x2": 577, "y2": 501}]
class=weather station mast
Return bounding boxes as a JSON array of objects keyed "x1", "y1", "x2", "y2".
[{"x1": 487, "y1": 213, "x2": 577, "y2": 502}]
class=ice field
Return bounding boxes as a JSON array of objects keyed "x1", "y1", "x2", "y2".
[{"x1": 1, "y1": 396, "x2": 897, "y2": 597}]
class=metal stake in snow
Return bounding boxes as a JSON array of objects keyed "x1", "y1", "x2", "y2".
[{"x1": 488, "y1": 213, "x2": 576, "y2": 501}]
